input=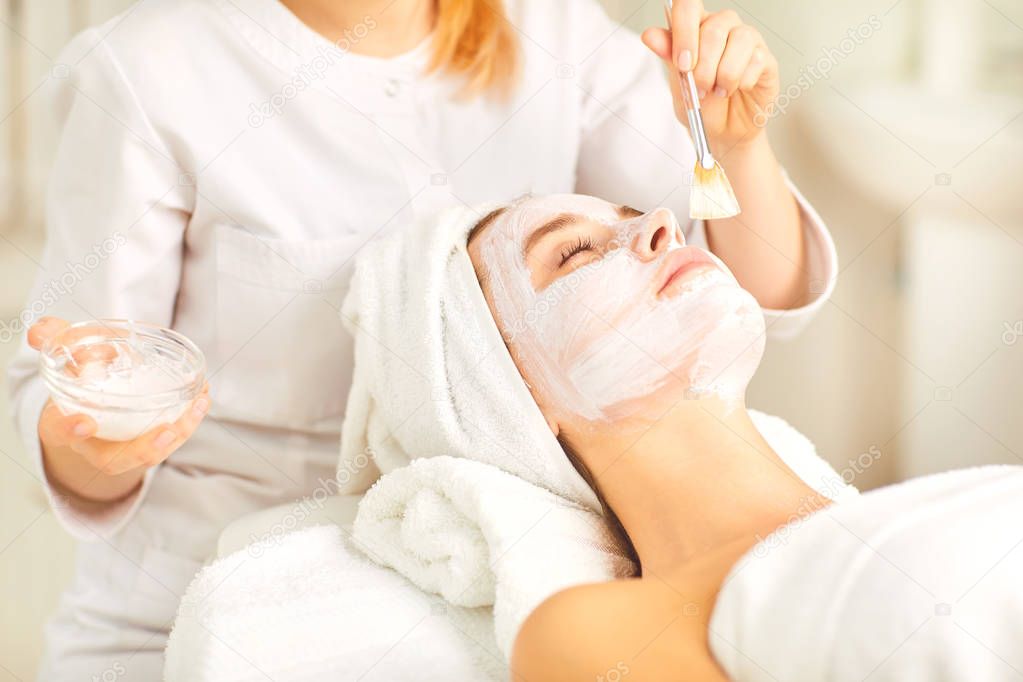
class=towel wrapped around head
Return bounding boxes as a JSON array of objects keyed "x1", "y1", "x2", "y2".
[{"x1": 337, "y1": 203, "x2": 603, "y2": 512}]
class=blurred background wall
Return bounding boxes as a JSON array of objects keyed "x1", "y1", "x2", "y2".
[{"x1": 1, "y1": 0, "x2": 1021, "y2": 678}]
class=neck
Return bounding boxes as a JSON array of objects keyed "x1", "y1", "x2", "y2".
[
  {"x1": 571, "y1": 398, "x2": 830, "y2": 576},
  {"x1": 280, "y1": 0, "x2": 436, "y2": 57}
]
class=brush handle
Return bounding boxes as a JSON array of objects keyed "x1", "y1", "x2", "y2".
[
  {"x1": 665, "y1": 0, "x2": 715, "y2": 168},
  {"x1": 679, "y1": 71, "x2": 713, "y2": 167}
]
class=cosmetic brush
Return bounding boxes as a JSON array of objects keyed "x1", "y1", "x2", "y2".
[{"x1": 665, "y1": 0, "x2": 740, "y2": 220}]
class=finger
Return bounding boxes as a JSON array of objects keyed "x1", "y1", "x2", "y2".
[
  {"x1": 38, "y1": 401, "x2": 97, "y2": 448},
  {"x1": 116, "y1": 388, "x2": 210, "y2": 467},
  {"x1": 174, "y1": 390, "x2": 211, "y2": 437},
  {"x1": 670, "y1": 0, "x2": 705, "y2": 72},
  {"x1": 157, "y1": 384, "x2": 211, "y2": 450},
  {"x1": 78, "y1": 425, "x2": 180, "y2": 473},
  {"x1": 137, "y1": 426, "x2": 182, "y2": 467},
  {"x1": 27, "y1": 317, "x2": 70, "y2": 350},
  {"x1": 738, "y1": 47, "x2": 767, "y2": 91},
  {"x1": 77, "y1": 438, "x2": 146, "y2": 476},
  {"x1": 641, "y1": 27, "x2": 672, "y2": 62},
  {"x1": 70, "y1": 343, "x2": 119, "y2": 368},
  {"x1": 715, "y1": 25, "x2": 760, "y2": 97},
  {"x1": 693, "y1": 10, "x2": 742, "y2": 96},
  {"x1": 30, "y1": 318, "x2": 120, "y2": 351}
]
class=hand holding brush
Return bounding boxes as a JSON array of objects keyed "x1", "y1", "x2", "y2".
[{"x1": 644, "y1": 1, "x2": 781, "y2": 220}]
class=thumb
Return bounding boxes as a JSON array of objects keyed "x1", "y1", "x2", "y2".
[{"x1": 28, "y1": 317, "x2": 70, "y2": 351}]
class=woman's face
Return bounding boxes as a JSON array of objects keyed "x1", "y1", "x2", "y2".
[{"x1": 468, "y1": 194, "x2": 765, "y2": 430}]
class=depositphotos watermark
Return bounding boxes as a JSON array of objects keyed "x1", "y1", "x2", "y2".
[
  {"x1": 596, "y1": 662, "x2": 630, "y2": 682},
  {"x1": 0, "y1": 232, "x2": 127, "y2": 344},
  {"x1": 90, "y1": 661, "x2": 126, "y2": 682},
  {"x1": 754, "y1": 15, "x2": 882, "y2": 127},
  {"x1": 247, "y1": 15, "x2": 378, "y2": 127},
  {"x1": 1002, "y1": 320, "x2": 1023, "y2": 346}
]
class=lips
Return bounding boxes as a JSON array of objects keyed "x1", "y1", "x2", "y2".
[{"x1": 653, "y1": 247, "x2": 719, "y2": 298}]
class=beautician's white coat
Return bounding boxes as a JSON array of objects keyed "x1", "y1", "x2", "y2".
[{"x1": 6, "y1": 0, "x2": 837, "y2": 678}]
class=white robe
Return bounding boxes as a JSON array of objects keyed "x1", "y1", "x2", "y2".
[{"x1": 5, "y1": 0, "x2": 837, "y2": 678}]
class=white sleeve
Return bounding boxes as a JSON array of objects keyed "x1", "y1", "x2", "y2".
[
  {"x1": 4, "y1": 29, "x2": 192, "y2": 541},
  {"x1": 570, "y1": 0, "x2": 836, "y2": 339}
]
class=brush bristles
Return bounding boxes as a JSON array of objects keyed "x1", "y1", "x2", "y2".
[{"x1": 690, "y1": 162, "x2": 740, "y2": 220}]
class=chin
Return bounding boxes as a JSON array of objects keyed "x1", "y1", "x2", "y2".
[
  {"x1": 610, "y1": 292, "x2": 766, "y2": 421},
  {"x1": 660, "y1": 281, "x2": 766, "y2": 393},
  {"x1": 532, "y1": 278, "x2": 767, "y2": 426},
  {"x1": 692, "y1": 290, "x2": 766, "y2": 390}
]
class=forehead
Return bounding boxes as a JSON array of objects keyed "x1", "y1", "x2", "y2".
[{"x1": 492, "y1": 194, "x2": 620, "y2": 237}]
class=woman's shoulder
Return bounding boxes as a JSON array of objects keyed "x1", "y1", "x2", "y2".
[{"x1": 511, "y1": 578, "x2": 728, "y2": 681}]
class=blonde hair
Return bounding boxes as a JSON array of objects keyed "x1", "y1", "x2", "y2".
[{"x1": 427, "y1": 0, "x2": 520, "y2": 98}]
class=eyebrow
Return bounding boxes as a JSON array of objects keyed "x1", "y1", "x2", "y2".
[
  {"x1": 522, "y1": 205, "x2": 641, "y2": 257},
  {"x1": 523, "y1": 213, "x2": 580, "y2": 256}
]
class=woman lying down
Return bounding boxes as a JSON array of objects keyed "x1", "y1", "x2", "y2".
[{"x1": 338, "y1": 193, "x2": 1023, "y2": 681}]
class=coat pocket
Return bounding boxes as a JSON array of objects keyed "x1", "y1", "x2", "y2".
[{"x1": 211, "y1": 223, "x2": 365, "y2": 432}]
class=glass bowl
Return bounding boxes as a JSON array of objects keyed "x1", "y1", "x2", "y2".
[{"x1": 39, "y1": 319, "x2": 206, "y2": 442}]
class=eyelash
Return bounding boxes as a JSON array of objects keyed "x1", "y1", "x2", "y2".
[{"x1": 559, "y1": 237, "x2": 595, "y2": 266}]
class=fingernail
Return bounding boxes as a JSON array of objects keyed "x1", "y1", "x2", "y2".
[
  {"x1": 155, "y1": 431, "x2": 176, "y2": 449},
  {"x1": 192, "y1": 398, "x2": 210, "y2": 419},
  {"x1": 714, "y1": 86, "x2": 728, "y2": 98},
  {"x1": 73, "y1": 421, "x2": 91, "y2": 437},
  {"x1": 676, "y1": 49, "x2": 693, "y2": 72}
]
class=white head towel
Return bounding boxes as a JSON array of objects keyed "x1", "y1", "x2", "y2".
[{"x1": 337, "y1": 203, "x2": 603, "y2": 511}]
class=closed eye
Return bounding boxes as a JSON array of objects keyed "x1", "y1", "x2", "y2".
[{"x1": 559, "y1": 236, "x2": 595, "y2": 267}]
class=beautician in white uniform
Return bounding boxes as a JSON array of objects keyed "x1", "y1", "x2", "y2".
[{"x1": 7, "y1": 0, "x2": 837, "y2": 678}]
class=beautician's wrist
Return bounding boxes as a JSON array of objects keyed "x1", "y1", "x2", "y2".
[
  {"x1": 42, "y1": 440, "x2": 146, "y2": 504},
  {"x1": 716, "y1": 132, "x2": 772, "y2": 173}
]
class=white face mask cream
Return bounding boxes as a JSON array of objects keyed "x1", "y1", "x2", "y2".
[{"x1": 476, "y1": 194, "x2": 766, "y2": 424}]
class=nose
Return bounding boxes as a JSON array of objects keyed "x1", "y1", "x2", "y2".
[{"x1": 629, "y1": 208, "x2": 684, "y2": 261}]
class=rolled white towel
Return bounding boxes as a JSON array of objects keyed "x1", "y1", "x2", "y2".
[{"x1": 353, "y1": 456, "x2": 635, "y2": 658}]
